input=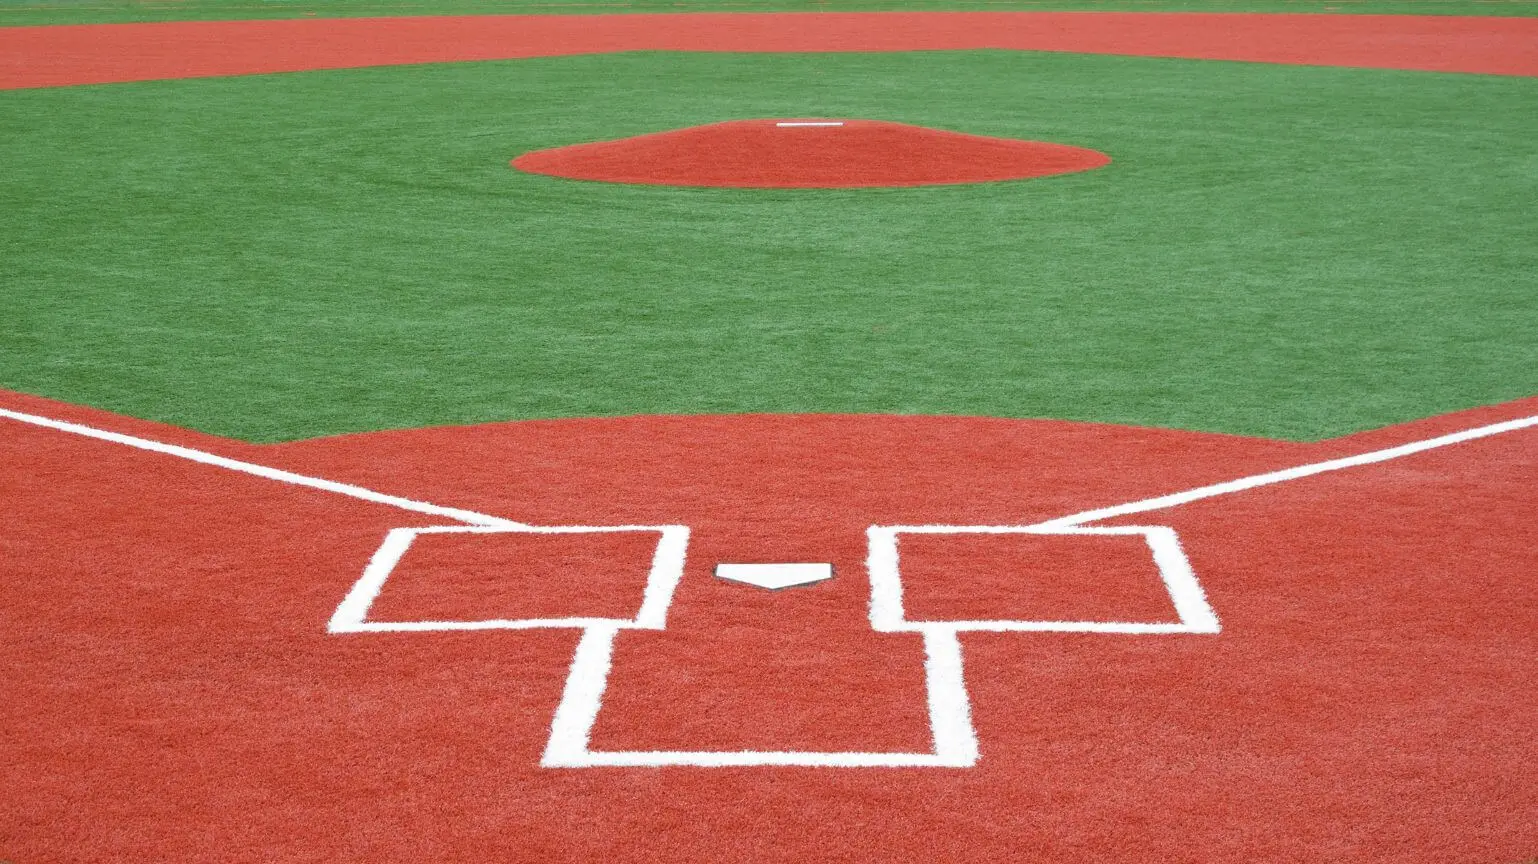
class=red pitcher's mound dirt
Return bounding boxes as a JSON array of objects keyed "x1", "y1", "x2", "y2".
[{"x1": 511, "y1": 119, "x2": 1110, "y2": 188}]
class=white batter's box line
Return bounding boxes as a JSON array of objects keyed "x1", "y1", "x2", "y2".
[
  {"x1": 328, "y1": 524, "x2": 690, "y2": 634},
  {"x1": 9, "y1": 401, "x2": 1536, "y2": 771},
  {"x1": 541, "y1": 625, "x2": 979, "y2": 769},
  {"x1": 866, "y1": 524, "x2": 1219, "y2": 635}
]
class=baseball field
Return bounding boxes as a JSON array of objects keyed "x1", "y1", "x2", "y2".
[{"x1": 2, "y1": 3, "x2": 1535, "y2": 861}]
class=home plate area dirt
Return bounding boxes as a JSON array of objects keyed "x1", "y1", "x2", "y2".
[
  {"x1": 2, "y1": 391, "x2": 1535, "y2": 863},
  {"x1": 511, "y1": 119, "x2": 1110, "y2": 188}
]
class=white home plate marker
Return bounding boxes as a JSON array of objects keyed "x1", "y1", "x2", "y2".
[{"x1": 715, "y1": 563, "x2": 834, "y2": 590}]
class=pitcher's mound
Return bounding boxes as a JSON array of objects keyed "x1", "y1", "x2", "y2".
[{"x1": 511, "y1": 119, "x2": 1110, "y2": 188}]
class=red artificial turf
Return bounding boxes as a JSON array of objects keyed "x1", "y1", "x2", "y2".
[
  {"x1": 896, "y1": 531, "x2": 1179, "y2": 623},
  {"x1": 511, "y1": 119, "x2": 1109, "y2": 188},
  {"x1": 370, "y1": 530, "x2": 660, "y2": 622},
  {"x1": 3, "y1": 11, "x2": 1538, "y2": 91},
  {"x1": 2, "y1": 388, "x2": 1535, "y2": 862}
]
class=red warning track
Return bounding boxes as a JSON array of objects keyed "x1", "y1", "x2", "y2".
[
  {"x1": 512, "y1": 119, "x2": 1111, "y2": 188},
  {"x1": 3, "y1": 11, "x2": 1537, "y2": 91},
  {"x1": 2, "y1": 388, "x2": 1535, "y2": 862}
]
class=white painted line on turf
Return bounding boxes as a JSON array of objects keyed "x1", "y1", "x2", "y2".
[
  {"x1": 866, "y1": 524, "x2": 1219, "y2": 635},
  {"x1": 635, "y1": 526, "x2": 692, "y2": 628},
  {"x1": 542, "y1": 624, "x2": 622, "y2": 768},
  {"x1": 922, "y1": 628, "x2": 980, "y2": 766},
  {"x1": 371, "y1": 408, "x2": 1536, "y2": 770},
  {"x1": 836, "y1": 410, "x2": 1536, "y2": 771},
  {"x1": 865, "y1": 413, "x2": 1538, "y2": 638},
  {"x1": 328, "y1": 524, "x2": 690, "y2": 634},
  {"x1": 776, "y1": 121, "x2": 844, "y2": 127},
  {"x1": 14, "y1": 400, "x2": 1533, "y2": 771},
  {"x1": 329, "y1": 527, "x2": 418, "y2": 631},
  {"x1": 1143, "y1": 525, "x2": 1220, "y2": 632},
  {"x1": 539, "y1": 623, "x2": 978, "y2": 769},
  {"x1": 1037, "y1": 413, "x2": 1538, "y2": 529},
  {"x1": 562, "y1": 749, "x2": 971, "y2": 768},
  {"x1": 0, "y1": 406, "x2": 522, "y2": 528}
]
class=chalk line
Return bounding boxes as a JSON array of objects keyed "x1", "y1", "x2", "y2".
[
  {"x1": 1037, "y1": 413, "x2": 1538, "y2": 529},
  {"x1": 0, "y1": 406, "x2": 523, "y2": 528},
  {"x1": 11, "y1": 400, "x2": 1532, "y2": 770},
  {"x1": 6, "y1": 403, "x2": 1531, "y2": 534}
]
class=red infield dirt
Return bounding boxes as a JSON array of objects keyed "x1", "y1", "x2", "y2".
[
  {"x1": 511, "y1": 119, "x2": 1111, "y2": 188},
  {"x1": 2, "y1": 388, "x2": 1535, "y2": 863},
  {"x1": 3, "y1": 11, "x2": 1538, "y2": 91}
]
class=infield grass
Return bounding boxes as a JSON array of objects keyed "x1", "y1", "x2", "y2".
[{"x1": 2, "y1": 50, "x2": 1535, "y2": 441}]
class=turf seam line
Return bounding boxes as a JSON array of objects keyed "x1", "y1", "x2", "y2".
[{"x1": 0, "y1": 406, "x2": 523, "y2": 528}]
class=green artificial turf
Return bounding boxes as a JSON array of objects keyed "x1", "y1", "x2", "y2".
[
  {"x1": 2, "y1": 51, "x2": 1535, "y2": 442},
  {"x1": 2, "y1": 0, "x2": 1537, "y2": 25}
]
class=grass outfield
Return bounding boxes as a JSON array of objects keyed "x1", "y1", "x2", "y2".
[
  {"x1": 3, "y1": 49, "x2": 1535, "y2": 441},
  {"x1": 3, "y1": 0, "x2": 1537, "y2": 25}
]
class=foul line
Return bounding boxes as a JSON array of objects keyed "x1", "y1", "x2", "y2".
[
  {"x1": 0, "y1": 406, "x2": 523, "y2": 528},
  {"x1": 1038, "y1": 413, "x2": 1538, "y2": 529},
  {"x1": 8, "y1": 400, "x2": 1534, "y2": 771},
  {"x1": 5, "y1": 404, "x2": 1533, "y2": 535}
]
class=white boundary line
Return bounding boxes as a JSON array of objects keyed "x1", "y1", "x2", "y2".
[
  {"x1": 5, "y1": 402, "x2": 1534, "y2": 770},
  {"x1": 866, "y1": 524, "x2": 1218, "y2": 635},
  {"x1": 1037, "y1": 413, "x2": 1538, "y2": 529},
  {"x1": 9, "y1": 403, "x2": 1528, "y2": 541},
  {"x1": 541, "y1": 624, "x2": 977, "y2": 768},
  {"x1": 327, "y1": 524, "x2": 690, "y2": 634},
  {"x1": 0, "y1": 406, "x2": 523, "y2": 528}
]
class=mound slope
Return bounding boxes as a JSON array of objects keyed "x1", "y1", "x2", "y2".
[{"x1": 511, "y1": 119, "x2": 1110, "y2": 188}]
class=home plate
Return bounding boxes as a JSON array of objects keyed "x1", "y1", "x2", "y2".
[{"x1": 715, "y1": 562, "x2": 834, "y2": 590}]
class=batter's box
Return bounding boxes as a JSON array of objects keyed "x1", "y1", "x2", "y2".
[
  {"x1": 329, "y1": 524, "x2": 689, "y2": 633},
  {"x1": 866, "y1": 525, "x2": 1220, "y2": 634}
]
